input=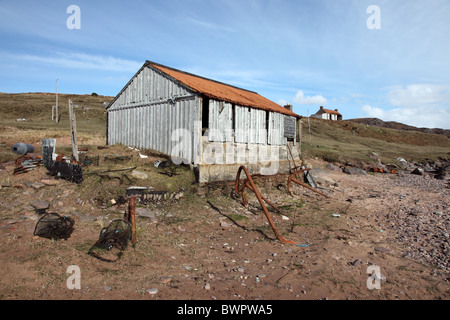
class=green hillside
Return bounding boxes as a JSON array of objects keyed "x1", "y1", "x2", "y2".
[{"x1": 301, "y1": 117, "x2": 450, "y2": 166}]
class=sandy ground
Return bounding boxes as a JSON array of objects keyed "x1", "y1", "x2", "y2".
[{"x1": 0, "y1": 158, "x2": 449, "y2": 300}]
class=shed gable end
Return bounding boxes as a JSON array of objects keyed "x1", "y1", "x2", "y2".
[{"x1": 108, "y1": 65, "x2": 194, "y2": 111}]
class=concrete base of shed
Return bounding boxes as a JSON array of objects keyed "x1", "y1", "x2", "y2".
[{"x1": 195, "y1": 160, "x2": 299, "y2": 184}]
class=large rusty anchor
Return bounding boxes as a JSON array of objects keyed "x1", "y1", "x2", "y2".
[{"x1": 234, "y1": 166, "x2": 295, "y2": 245}]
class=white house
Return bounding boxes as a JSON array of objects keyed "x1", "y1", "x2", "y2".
[{"x1": 312, "y1": 106, "x2": 342, "y2": 121}]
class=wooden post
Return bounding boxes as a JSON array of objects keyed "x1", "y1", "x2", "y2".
[
  {"x1": 56, "y1": 78, "x2": 59, "y2": 123},
  {"x1": 69, "y1": 100, "x2": 79, "y2": 162}
]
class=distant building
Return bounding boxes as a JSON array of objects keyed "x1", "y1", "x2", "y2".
[{"x1": 312, "y1": 106, "x2": 342, "y2": 121}]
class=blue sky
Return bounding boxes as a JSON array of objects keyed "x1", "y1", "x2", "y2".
[{"x1": 1, "y1": 0, "x2": 449, "y2": 129}]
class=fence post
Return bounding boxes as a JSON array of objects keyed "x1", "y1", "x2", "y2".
[{"x1": 69, "y1": 100, "x2": 79, "y2": 162}]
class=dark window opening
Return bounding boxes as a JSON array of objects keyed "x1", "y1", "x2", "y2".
[{"x1": 202, "y1": 97, "x2": 209, "y2": 132}]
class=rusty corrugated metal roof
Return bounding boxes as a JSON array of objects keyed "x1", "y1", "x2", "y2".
[{"x1": 148, "y1": 61, "x2": 300, "y2": 118}]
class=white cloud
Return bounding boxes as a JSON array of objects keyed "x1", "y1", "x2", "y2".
[
  {"x1": 361, "y1": 104, "x2": 450, "y2": 129},
  {"x1": 293, "y1": 90, "x2": 328, "y2": 105},
  {"x1": 362, "y1": 104, "x2": 385, "y2": 118},
  {"x1": 361, "y1": 84, "x2": 450, "y2": 129},
  {"x1": 387, "y1": 84, "x2": 450, "y2": 107}
]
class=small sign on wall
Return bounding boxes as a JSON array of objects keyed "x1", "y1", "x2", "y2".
[{"x1": 284, "y1": 116, "x2": 296, "y2": 139}]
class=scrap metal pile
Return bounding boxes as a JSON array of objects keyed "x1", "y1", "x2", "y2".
[{"x1": 11, "y1": 143, "x2": 43, "y2": 175}]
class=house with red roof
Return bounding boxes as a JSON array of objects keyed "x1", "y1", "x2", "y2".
[{"x1": 313, "y1": 106, "x2": 342, "y2": 121}]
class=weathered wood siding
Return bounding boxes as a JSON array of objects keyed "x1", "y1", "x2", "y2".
[
  {"x1": 107, "y1": 65, "x2": 201, "y2": 163},
  {"x1": 235, "y1": 106, "x2": 267, "y2": 144},
  {"x1": 208, "y1": 100, "x2": 233, "y2": 142},
  {"x1": 268, "y1": 111, "x2": 286, "y2": 146},
  {"x1": 108, "y1": 65, "x2": 193, "y2": 111}
]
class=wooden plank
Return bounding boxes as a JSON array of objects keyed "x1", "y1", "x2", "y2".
[{"x1": 68, "y1": 100, "x2": 79, "y2": 162}]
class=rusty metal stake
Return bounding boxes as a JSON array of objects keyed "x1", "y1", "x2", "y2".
[
  {"x1": 127, "y1": 196, "x2": 137, "y2": 245},
  {"x1": 235, "y1": 166, "x2": 295, "y2": 245}
]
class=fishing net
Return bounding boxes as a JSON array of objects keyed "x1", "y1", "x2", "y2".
[
  {"x1": 88, "y1": 219, "x2": 132, "y2": 262},
  {"x1": 33, "y1": 213, "x2": 75, "y2": 240}
]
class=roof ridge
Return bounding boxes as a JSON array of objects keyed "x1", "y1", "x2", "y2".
[{"x1": 146, "y1": 60, "x2": 258, "y2": 95}]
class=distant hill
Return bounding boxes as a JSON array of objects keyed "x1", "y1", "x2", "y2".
[
  {"x1": 301, "y1": 117, "x2": 449, "y2": 166},
  {"x1": 348, "y1": 118, "x2": 450, "y2": 138}
]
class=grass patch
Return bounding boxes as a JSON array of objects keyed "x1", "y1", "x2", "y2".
[{"x1": 302, "y1": 118, "x2": 450, "y2": 165}]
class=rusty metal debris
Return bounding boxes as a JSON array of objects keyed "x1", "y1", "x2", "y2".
[
  {"x1": 46, "y1": 154, "x2": 84, "y2": 184},
  {"x1": 370, "y1": 167, "x2": 398, "y2": 174},
  {"x1": 235, "y1": 165, "x2": 295, "y2": 245},
  {"x1": 233, "y1": 163, "x2": 332, "y2": 244},
  {"x1": 13, "y1": 153, "x2": 43, "y2": 175},
  {"x1": 125, "y1": 187, "x2": 185, "y2": 203},
  {"x1": 287, "y1": 167, "x2": 330, "y2": 198},
  {"x1": 42, "y1": 139, "x2": 83, "y2": 183}
]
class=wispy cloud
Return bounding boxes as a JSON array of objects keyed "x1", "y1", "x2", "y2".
[
  {"x1": 0, "y1": 52, "x2": 142, "y2": 72},
  {"x1": 185, "y1": 18, "x2": 236, "y2": 33}
]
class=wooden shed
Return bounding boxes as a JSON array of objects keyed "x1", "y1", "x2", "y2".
[{"x1": 106, "y1": 60, "x2": 302, "y2": 182}]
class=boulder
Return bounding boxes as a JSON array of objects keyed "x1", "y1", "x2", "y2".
[
  {"x1": 343, "y1": 167, "x2": 367, "y2": 176},
  {"x1": 131, "y1": 170, "x2": 148, "y2": 180},
  {"x1": 29, "y1": 200, "x2": 50, "y2": 213}
]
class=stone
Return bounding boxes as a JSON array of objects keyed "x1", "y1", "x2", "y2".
[
  {"x1": 411, "y1": 168, "x2": 424, "y2": 176},
  {"x1": 343, "y1": 167, "x2": 367, "y2": 176},
  {"x1": 30, "y1": 182, "x2": 45, "y2": 190},
  {"x1": 397, "y1": 157, "x2": 408, "y2": 168},
  {"x1": 131, "y1": 170, "x2": 148, "y2": 180},
  {"x1": 41, "y1": 179, "x2": 59, "y2": 186},
  {"x1": 160, "y1": 276, "x2": 172, "y2": 284},
  {"x1": 136, "y1": 207, "x2": 155, "y2": 219},
  {"x1": 325, "y1": 163, "x2": 340, "y2": 171},
  {"x1": 29, "y1": 200, "x2": 50, "y2": 211},
  {"x1": 374, "y1": 247, "x2": 391, "y2": 254},
  {"x1": 220, "y1": 221, "x2": 232, "y2": 228},
  {"x1": 146, "y1": 288, "x2": 158, "y2": 295},
  {"x1": 351, "y1": 259, "x2": 362, "y2": 267},
  {"x1": 204, "y1": 283, "x2": 211, "y2": 290}
]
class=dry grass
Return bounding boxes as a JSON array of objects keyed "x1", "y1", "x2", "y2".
[
  {"x1": 301, "y1": 117, "x2": 450, "y2": 165},
  {"x1": 0, "y1": 92, "x2": 111, "y2": 162}
]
